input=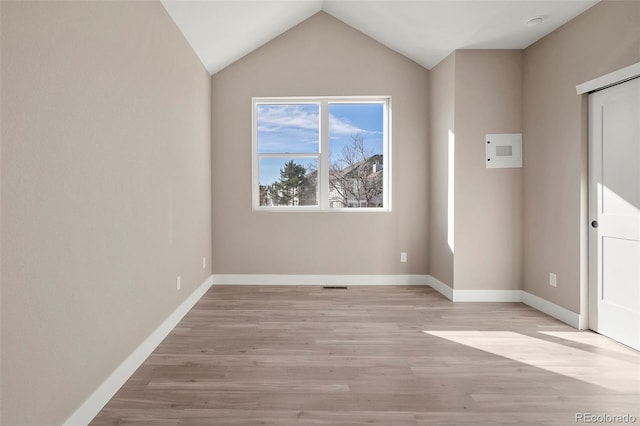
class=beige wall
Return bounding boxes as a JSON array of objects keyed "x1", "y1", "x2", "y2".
[
  {"x1": 523, "y1": 1, "x2": 640, "y2": 313},
  {"x1": 428, "y1": 50, "x2": 523, "y2": 291},
  {"x1": 454, "y1": 50, "x2": 523, "y2": 290},
  {"x1": 0, "y1": 0, "x2": 3, "y2": 420},
  {"x1": 428, "y1": 53, "x2": 455, "y2": 286},
  {"x1": 0, "y1": 2, "x2": 211, "y2": 424},
  {"x1": 211, "y1": 12, "x2": 430, "y2": 275}
]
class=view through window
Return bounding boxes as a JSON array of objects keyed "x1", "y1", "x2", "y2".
[{"x1": 253, "y1": 97, "x2": 390, "y2": 211}]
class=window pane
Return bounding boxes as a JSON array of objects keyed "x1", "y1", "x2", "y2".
[
  {"x1": 256, "y1": 104, "x2": 320, "y2": 154},
  {"x1": 258, "y1": 157, "x2": 318, "y2": 206},
  {"x1": 328, "y1": 103, "x2": 384, "y2": 208}
]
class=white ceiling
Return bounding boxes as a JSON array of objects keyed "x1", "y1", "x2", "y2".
[{"x1": 161, "y1": 0, "x2": 599, "y2": 75}]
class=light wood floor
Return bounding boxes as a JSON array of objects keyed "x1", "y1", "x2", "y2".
[{"x1": 91, "y1": 285, "x2": 640, "y2": 425}]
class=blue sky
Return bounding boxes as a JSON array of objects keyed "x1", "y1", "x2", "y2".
[{"x1": 257, "y1": 103, "x2": 383, "y2": 185}]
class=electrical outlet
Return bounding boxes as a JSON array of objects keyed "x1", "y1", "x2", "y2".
[
  {"x1": 177, "y1": 276, "x2": 181, "y2": 291},
  {"x1": 202, "y1": 257, "x2": 206, "y2": 269},
  {"x1": 400, "y1": 252, "x2": 408, "y2": 263},
  {"x1": 549, "y1": 273, "x2": 557, "y2": 287}
]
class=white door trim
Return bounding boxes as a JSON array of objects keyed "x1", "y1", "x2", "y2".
[
  {"x1": 578, "y1": 63, "x2": 640, "y2": 332},
  {"x1": 576, "y1": 62, "x2": 640, "y2": 94}
]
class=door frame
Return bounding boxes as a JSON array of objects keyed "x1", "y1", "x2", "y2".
[{"x1": 577, "y1": 62, "x2": 640, "y2": 331}]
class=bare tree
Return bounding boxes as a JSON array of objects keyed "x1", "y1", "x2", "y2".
[{"x1": 329, "y1": 133, "x2": 383, "y2": 208}]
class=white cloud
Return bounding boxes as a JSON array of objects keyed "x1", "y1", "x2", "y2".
[
  {"x1": 328, "y1": 113, "x2": 382, "y2": 138},
  {"x1": 328, "y1": 113, "x2": 362, "y2": 135},
  {"x1": 257, "y1": 104, "x2": 319, "y2": 133}
]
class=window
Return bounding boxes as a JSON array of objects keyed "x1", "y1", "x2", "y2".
[{"x1": 253, "y1": 97, "x2": 391, "y2": 211}]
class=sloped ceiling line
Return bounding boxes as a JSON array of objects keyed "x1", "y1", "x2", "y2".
[{"x1": 161, "y1": 1, "x2": 599, "y2": 75}]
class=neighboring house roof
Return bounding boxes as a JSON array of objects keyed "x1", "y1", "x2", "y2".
[{"x1": 335, "y1": 154, "x2": 382, "y2": 180}]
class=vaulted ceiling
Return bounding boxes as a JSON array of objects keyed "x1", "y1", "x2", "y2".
[{"x1": 161, "y1": 0, "x2": 599, "y2": 75}]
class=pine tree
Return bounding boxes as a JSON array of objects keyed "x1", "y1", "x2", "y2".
[{"x1": 270, "y1": 160, "x2": 307, "y2": 206}]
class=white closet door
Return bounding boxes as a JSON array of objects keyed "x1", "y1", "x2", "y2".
[{"x1": 589, "y1": 76, "x2": 640, "y2": 350}]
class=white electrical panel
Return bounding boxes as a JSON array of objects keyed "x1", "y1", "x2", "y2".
[{"x1": 486, "y1": 133, "x2": 522, "y2": 168}]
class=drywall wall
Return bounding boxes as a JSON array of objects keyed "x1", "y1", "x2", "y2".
[
  {"x1": 0, "y1": 0, "x2": 3, "y2": 419},
  {"x1": 454, "y1": 50, "x2": 523, "y2": 290},
  {"x1": 428, "y1": 53, "x2": 455, "y2": 286},
  {"x1": 428, "y1": 50, "x2": 523, "y2": 291},
  {"x1": 0, "y1": 2, "x2": 211, "y2": 424},
  {"x1": 523, "y1": 1, "x2": 640, "y2": 313},
  {"x1": 211, "y1": 12, "x2": 429, "y2": 275}
]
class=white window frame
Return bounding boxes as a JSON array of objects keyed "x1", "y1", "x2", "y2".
[{"x1": 252, "y1": 96, "x2": 391, "y2": 212}]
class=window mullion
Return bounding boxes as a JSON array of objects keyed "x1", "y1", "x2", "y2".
[{"x1": 319, "y1": 101, "x2": 329, "y2": 210}]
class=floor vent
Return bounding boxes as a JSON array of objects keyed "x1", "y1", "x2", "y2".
[{"x1": 322, "y1": 286, "x2": 348, "y2": 290}]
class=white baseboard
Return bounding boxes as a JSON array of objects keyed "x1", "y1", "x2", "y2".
[
  {"x1": 453, "y1": 289, "x2": 523, "y2": 302},
  {"x1": 424, "y1": 275, "x2": 454, "y2": 300},
  {"x1": 377, "y1": 275, "x2": 580, "y2": 328},
  {"x1": 424, "y1": 276, "x2": 521, "y2": 303},
  {"x1": 212, "y1": 274, "x2": 430, "y2": 286},
  {"x1": 522, "y1": 291, "x2": 581, "y2": 329},
  {"x1": 64, "y1": 275, "x2": 214, "y2": 426}
]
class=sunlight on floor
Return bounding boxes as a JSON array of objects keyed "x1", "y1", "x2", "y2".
[
  {"x1": 539, "y1": 331, "x2": 639, "y2": 356},
  {"x1": 423, "y1": 330, "x2": 640, "y2": 392}
]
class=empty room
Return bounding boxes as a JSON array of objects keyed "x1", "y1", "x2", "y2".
[{"x1": 1, "y1": 0, "x2": 639, "y2": 425}]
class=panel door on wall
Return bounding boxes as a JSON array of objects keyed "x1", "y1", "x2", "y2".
[{"x1": 589, "y1": 76, "x2": 640, "y2": 351}]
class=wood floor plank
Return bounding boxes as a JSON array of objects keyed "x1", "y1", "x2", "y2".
[{"x1": 90, "y1": 285, "x2": 640, "y2": 425}]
